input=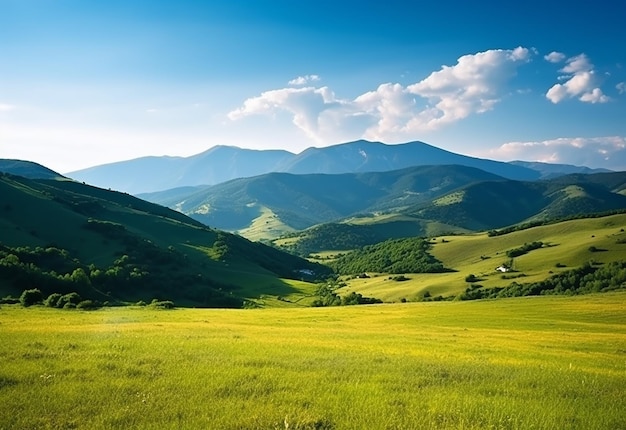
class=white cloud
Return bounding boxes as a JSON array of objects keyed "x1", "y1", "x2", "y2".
[
  {"x1": 546, "y1": 54, "x2": 609, "y2": 104},
  {"x1": 544, "y1": 51, "x2": 566, "y2": 63},
  {"x1": 617, "y1": 82, "x2": 626, "y2": 94},
  {"x1": 288, "y1": 75, "x2": 321, "y2": 86},
  {"x1": 227, "y1": 86, "x2": 348, "y2": 141},
  {"x1": 230, "y1": 47, "x2": 532, "y2": 143},
  {"x1": 0, "y1": 103, "x2": 16, "y2": 112},
  {"x1": 406, "y1": 47, "x2": 531, "y2": 129},
  {"x1": 488, "y1": 136, "x2": 626, "y2": 169}
]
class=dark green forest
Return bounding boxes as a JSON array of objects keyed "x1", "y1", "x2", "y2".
[{"x1": 329, "y1": 237, "x2": 448, "y2": 275}]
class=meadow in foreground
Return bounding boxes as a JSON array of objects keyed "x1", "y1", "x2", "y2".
[{"x1": 1, "y1": 293, "x2": 625, "y2": 429}]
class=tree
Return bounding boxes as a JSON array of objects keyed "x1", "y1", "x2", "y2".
[
  {"x1": 465, "y1": 274, "x2": 478, "y2": 283},
  {"x1": 20, "y1": 288, "x2": 43, "y2": 307},
  {"x1": 44, "y1": 293, "x2": 63, "y2": 307}
]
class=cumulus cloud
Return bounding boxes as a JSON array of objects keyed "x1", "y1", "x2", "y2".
[
  {"x1": 288, "y1": 75, "x2": 321, "y2": 86},
  {"x1": 546, "y1": 54, "x2": 609, "y2": 104},
  {"x1": 406, "y1": 47, "x2": 531, "y2": 129},
  {"x1": 489, "y1": 136, "x2": 626, "y2": 169},
  {"x1": 544, "y1": 51, "x2": 566, "y2": 63},
  {"x1": 617, "y1": 82, "x2": 626, "y2": 94},
  {"x1": 228, "y1": 86, "x2": 363, "y2": 142},
  {"x1": 229, "y1": 47, "x2": 532, "y2": 142}
]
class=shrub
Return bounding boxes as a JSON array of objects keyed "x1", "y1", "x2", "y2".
[
  {"x1": 45, "y1": 293, "x2": 63, "y2": 307},
  {"x1": 0, "y1": 296, "x2": 20, "y2": 304},
  {"x1": 77, "y1": 300, "x2": 98, "y2": 310},
  {"x1": 465, "y1": 274, "x2": 478, "y2": 283},
  {"x1": 57, "y1": 292, "x2": 82, "y2": 308},
  {"x1": 506, "y1": 241, "x2": 543, "y2": 258},
  {"x1": 20, "y1": 289, "x2": 43, "y2": 307},
  {"x1": 150, "y1": 300, "x2": 175, "y2": 309}
]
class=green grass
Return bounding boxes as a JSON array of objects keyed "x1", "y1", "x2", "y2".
[
  {"x1": 341, "y1": 214, "x2": 626, "y2": 302},
  {"x1": 433, "y1": 191, "x2": 465, "y2": 206},
  {"x1": 1, "y1": 293, "x2": 625, "y2": 429},
  {"x1": 237, "y1": 206, "x2": 296, "y2": 241}
]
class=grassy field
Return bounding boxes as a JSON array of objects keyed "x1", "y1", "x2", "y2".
[
  {"x1": 341, "y1": 214, "x2": 626, "y2": 302},
  {"x1": 1, "y1": 293, "x2": 625, "y2": 429},
  {"x1": 237, "y1": 206, "x2": 296, "y2": 242}
]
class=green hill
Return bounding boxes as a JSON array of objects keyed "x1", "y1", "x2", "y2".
[
  {"x1": 143, "y1": 167, "x2": 626, "y2": 245},
  {"x1": 409, "y1": 173, "x2": 626, "y2": 231},
  {"x1": 338, "y1": 214, "x2": 626, "y2": 302},
  {"x1": 0, "y1": 173, "x2": 331, "y2": 307},
  {"x1": 141, "y1": 164, "x2": 504, "y2": 238},
  {"x1": 275, "y1": 214, "x2": 469, "y2": 256},
  {"x1": 0, "y1": 159, "x2": 65, "y2": 180}
]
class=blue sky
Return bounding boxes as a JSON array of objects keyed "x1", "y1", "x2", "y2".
[{"x1": 1, "y1": 0, "x2": 625, "y2": 173}]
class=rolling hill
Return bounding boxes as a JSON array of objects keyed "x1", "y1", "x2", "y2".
[
  {"x1": 0, "y1": 172, "x2": 330, "y2": 307},
  {"x1": 0, "y1": 159, "x2": 65, "y2": 180},
  {"x1": 140, "y1": 164, "x2": 505, "y2": 237},
  {"x1": 141, "y1": 165, "x2": 626, "y2": 246},
  {"x1": 338, "y1": 213, "x2": 626, "y2": 302},
  {"x1": 67, "y1": 140, "x2": 545, "y2": 194},
  {"x1": 408, "y1": 172, "x2": 626, "y2": 231}
]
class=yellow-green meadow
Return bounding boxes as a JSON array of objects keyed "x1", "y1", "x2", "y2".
[{"x1": 1, "y1": 293, "x2": 625, "y2": 429}]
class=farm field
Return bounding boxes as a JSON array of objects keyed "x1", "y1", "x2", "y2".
[
  {"x1": 340, "y1": 214, "x2": 626, "y2": 302},
  {"x1": 1, "y1": 293, "x2": 625, "y2": 429}
]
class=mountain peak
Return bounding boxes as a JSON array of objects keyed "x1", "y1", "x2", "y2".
[{"x1": 66, "y1": 140, "x2": 544, "y2": 194}]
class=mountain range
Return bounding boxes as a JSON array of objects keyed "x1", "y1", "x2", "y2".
[
  {"x1": 1, "y1": 147, "x2": 625, "y2": 306},
  {"x1": 67, "y1": 140, "x2": 609, "y2": 194},
  {"x1": 139, "y1": 165, "x2": 626, "y2": 245}
]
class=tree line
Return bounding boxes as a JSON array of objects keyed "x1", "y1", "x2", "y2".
[{"x1": 459, "y1": 260, "x2": 626, "y2": 300}]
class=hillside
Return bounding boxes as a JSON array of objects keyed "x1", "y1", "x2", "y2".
[
  {"x1": 0, "y1": 159, "x2": 65, "y2": 180},
  {"x1": 338, "y1": 214, "x2": 626, "y2": 302},
  {"x1": 408, "y1": 172, "x2": 626, "y2": 231},
  {"x1": 0, "y1": 172, "x2": 330, "y2": 307},
  {"x1": 67, "y1": 140, "x2": 544, "y2": 194},
  {"x1": 144, "y1": 167, "x2": 626, "y2": 247},
  {"x1": 141, "y1": 165, "x2": 504, "y2": 238}
]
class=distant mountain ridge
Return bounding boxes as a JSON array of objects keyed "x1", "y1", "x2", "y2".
[
  {"x1": 68, "y1": 140, "x2": 548, "y2": 194},
  {"x1": 509, "y1": 160, "x2": 611, "y2": 178},
  {"x1": 66, "y1": 146, "x2": 294, "y2": 194}
]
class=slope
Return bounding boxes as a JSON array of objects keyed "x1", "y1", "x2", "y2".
[
  {"x1": 141, "y1": 164, "x2": 504, "y2": 238},
  {"x1": 0, "y1": 159, "x2": 65, "y2": 180},
  {"x1": 339, "y1": 213, "x2": 626, "y2": 302},
  {"x1": 0, "y1": 172, "x2": 330, "y2": 307},
  {"x1": 409, "y1": 172, "x2": 626, "y2": 231}
]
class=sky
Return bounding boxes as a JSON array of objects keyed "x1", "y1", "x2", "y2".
[{"x1": 1, "y1": 0, "x2": 625, "y2": 173}]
